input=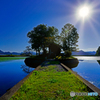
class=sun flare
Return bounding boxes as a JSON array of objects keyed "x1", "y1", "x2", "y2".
[{"x1": 79, "y1": 6, "x2": 89, "y2": 18}]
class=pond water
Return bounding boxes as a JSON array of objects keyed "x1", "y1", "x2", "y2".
[
  {"x1": 72, "y1": 56, "x2": 100, "y2": 89},
  {"x1": 1, "y1": 56, "x2": 100, "y2": 97},
  {"x1": 0, "y1": 59, "x2": 34, "y2": 97}
]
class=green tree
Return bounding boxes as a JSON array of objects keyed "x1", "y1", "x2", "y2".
[
  {"x1": 60, "y1": 23, "x2": 79, "y2": 52},
  {"x1": 27, "y1": 24, "x2": 59, "y2": 54},
  {"x1": 96, "y1": 46, "x2": 100, "y2": 56}
]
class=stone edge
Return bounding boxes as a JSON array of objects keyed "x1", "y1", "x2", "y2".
[
  {"x1": 0, "y1": 65, "x2": 41, "y2": 100},
  {"x1": 60, "y1": 63, "x2": 100, "y2": 96}
]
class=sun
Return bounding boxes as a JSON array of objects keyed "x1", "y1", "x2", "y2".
[{"x1": 79, "y1": 6, "x2": 89, "y2": 18}]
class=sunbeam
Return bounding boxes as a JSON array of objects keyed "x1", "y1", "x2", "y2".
[{"x1": 88, "y1": 20, "x2": 100, "y2": 44}]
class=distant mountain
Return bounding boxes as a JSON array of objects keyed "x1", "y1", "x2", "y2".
[
  {"x1": 0, "y1": 49, "x2": 96, "y2": 56},
  {"x1": 0, "y1": 50, "x2": 4, "y2": 54},
  {"x1": 0, "y1": 50, "x2": 21, "y2": 55},
  {"x1": 72, "y1": 50, "x2": 96, "y2": 55},
  {"x1": 0, "y1": 50, "x2": 36, "y2": 55}
]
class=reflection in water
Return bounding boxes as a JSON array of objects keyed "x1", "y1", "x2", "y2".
[
  {"x1": 24, "y1": 58, "x2": 44, "y2": 68},
  {"x1": 74, "y1": 56, "x2": 100, "y2": 60},
  {"x1": 0, "y1": 59, "x2": 35, "y2": 97},
  {"x1": 21, "y1": 65, "x2": 34, "y2": 73},
  {"x1": 72, "y1": 58, "x2": 100, "y2": 89},
  {"x1": 78, "y1": 60, "x2": 84, "y2": 61},
  {"x1": 63, "y1": 62, "x2": 79, "y2": 69},
  {"x1": 60, "y1": 59, "x2": 79, "y2": 69}
]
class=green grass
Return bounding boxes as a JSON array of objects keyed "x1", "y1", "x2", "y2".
[
  {"x1": 47, "y1": 61, "x2": 60, "y2": 64},
  {"x1": 54, "y1": 56, "x2": 76, "y2": 60},
  {"x1": 0, "y1": 57, "x2": 26, "y2": 62},
  {"x1": 10, "y1": 65, "x2": 99, "y2": 100}
]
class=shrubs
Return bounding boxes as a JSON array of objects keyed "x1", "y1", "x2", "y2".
[
  {"x1": 55, "y1": 51, "x2": 72, "y2": 60},
  {"x1": 64, "y1": 50, "x2": 72, "y2": 57}
]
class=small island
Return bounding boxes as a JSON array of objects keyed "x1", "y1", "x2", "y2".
[{"x1": 24, "y1": 24, "x2": 79, "y2": 68}]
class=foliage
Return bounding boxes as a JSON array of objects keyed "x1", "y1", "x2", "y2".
[
  {"x1": 55, "y1": 56, "x2": 75, "y2": 59},
  {"x1": 26, "y1": 23, "x2": 79, "y2": 56},
  {"x1": 60, "y1": 23, "x2": 79, "y2": 51},
  {"x1": 96, "y1": 46, "x2": 100, "y2": 56},
  {"x1": 29, "y1": 55, "x2": 36, "y2": 58},
  {"x1": 10, "y1": 65, "x2": 99, "y2": 100},
  {"x1": 27, "y1": 24, "x2": 59, "y2": 55},
  {"x1": 64, "y1": 50, "x2": 72, "y2": 57}
]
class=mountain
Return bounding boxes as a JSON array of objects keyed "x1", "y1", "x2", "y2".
[
  {"x1": 0, "y1": 50, "x2": 21, "y2": 55},
  {"x1": 0, "y1": 50, "x2": 4, "y2": 54},
  {"x1": 0, "y1": 49, "x2": 96, "y2": 56},
  {"x1": 0, "y1": 50, "x2": 36, "y2": 55},
  {"x1": 72, "y1": 50, "x2": 96, "y2": 55}
]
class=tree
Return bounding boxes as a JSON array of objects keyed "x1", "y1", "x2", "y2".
[
  {"x1": 27, "y1": 30, "x2": 41, "y2": 55},
  {"x1": 23, "y1": 46, "x2": 32, "y2": 56},
  {"x1": 96, "y1": 46, "x2": 100, "y2": 56},
  {"x1": 60, "y1": 23, "x2": 79, "y2": 52},
  {"x1": 27, "y1": 24, "x2": 59, "y2": 54}
]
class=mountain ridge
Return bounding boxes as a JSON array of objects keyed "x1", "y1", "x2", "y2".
[
  {"x1": 72, "y1": 50, "x2": 96, "y2": 55},
  {"x1": 0, "y1": 50, "x2": 96, "y2": 55},
  {"x1": 0, "y1": 50, "x2": 36, "y2": 55}
]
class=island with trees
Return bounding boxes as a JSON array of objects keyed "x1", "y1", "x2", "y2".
[{"x1": 24, "y1": 23, "x2": 79, "y2": 68}]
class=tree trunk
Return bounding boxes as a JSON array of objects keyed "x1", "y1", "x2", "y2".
[
  {"x1": 43, "y1": 46, "x2": 46, "y2": 54},
  {"x1": 36, "y1": 50, "x2": 37, "y2": 56},
  {"x1": 39, "y1": 49, "x2": 40, "y2": 55}
]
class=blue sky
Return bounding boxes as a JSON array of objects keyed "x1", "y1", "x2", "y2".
[{"x1": 0, "y1": 0, "x2": 100, "y2": 52}]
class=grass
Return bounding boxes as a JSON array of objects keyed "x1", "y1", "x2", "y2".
[
  {"x1": 0, "y1": 57, "x2": 26, "y2": 62},
  {"x1": 47, "y1": 61, "x2": 60, "y2": 64},
  {"x1": 10, "y1": 65, "x2": 99, "y2": 100},
  {"x1": 54, "y1": 56, "x2": 76, "y2": 60}
]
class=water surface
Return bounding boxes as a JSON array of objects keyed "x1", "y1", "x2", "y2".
[
  {"x1": 0, "y1": 59, "x2": 34, "y2": 97},
  {"x1": 72, "y1": 56, "x2": 100, "y2": 89}
]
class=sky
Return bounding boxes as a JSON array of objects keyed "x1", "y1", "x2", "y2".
[{"x1": 0, "y1": 0, "x2": 100, "y2": 53}]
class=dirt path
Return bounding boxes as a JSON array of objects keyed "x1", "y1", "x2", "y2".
[{"x1": 41, "y1": 59, "x2": 68, "y2": 72}]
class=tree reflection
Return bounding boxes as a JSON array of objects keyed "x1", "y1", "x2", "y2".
[
  {"x1": 21, "y1": 65, "x2": 34, "y2": 73},
  {"x1": 63, "y1": 62, "x2": 79, "y2": 69},
  {"x1": 59, "y1": 59, "x2": 79, "y2": 69}
]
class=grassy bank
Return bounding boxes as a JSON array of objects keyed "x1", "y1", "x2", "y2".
[
  {"x1": 10, "y1": 65, "x2": 99, "y2": 100},
  {"x1": 0, "y1": 57, "x2": 26, "y2": 62},
  {"x1": 55, "y1": 56, "x2": 76, "y2": 59}
]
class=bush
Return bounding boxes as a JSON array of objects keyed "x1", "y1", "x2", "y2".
[
  {"x1": 29, "y1": 55, "x2": 36, "y2": 58},
  {"x1": 59, "y1": 53, "x2": 64, "y2": 57},
  {"x1": 64, "y1": 50, "x2": 72, "y2": 57}
]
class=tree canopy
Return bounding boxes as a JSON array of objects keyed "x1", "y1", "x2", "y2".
[
  {"x1": 60, "y1": 23, "x2": 79, "y2": 51},
  {"x1": 27, "y1": 24, "x2": 59, "y2": 55},
  {"x1": 27, "y1": 23, "x2": 79, "y2": 56}
]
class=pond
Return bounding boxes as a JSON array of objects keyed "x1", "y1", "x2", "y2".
[
  {"x1": 72, "y1": 56, "x2": 100, "y2": 89},
  {"x1": 0, "y1": 59, "x2": 34, "y2": 97}
]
